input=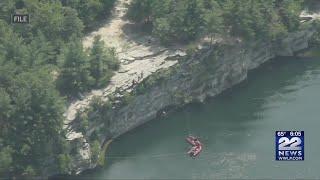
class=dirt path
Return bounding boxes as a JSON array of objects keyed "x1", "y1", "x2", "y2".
[{"x1": 64, "y1": 0, "x2": 186, "y2": 135}]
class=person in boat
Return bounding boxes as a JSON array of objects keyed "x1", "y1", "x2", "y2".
[
  {"x1": 186, "y1": 136, "x2": 202, "y2": 157},
  {"x1": 187, "y1": 146, "x2": 196, "y2": 154},
  {"x1": 194, "y1": 138, "x2": 201, "y2": 146},
  {"x1": 187, "y1": 136, "x2": 200, "y2": 146},
  {"x1": 188, "y1": 145, "x2": 202, "y2": 157},
  {"x1": 186, "y1": 136, "x2": 196, "y2": 146}
]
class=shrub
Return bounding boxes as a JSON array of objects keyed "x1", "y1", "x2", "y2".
[
  {"x1": 58, "y1": 154, "x2": 71, "y2": 173},
  {"x1": 90, "y1": 140, "x2": 101, "y2": 163}
]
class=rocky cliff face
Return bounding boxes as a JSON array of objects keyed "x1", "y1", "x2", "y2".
[
  {"x1": 65, "y1": 25, "x2": 316, "y2": 175},
  {"x1": 106, "y1": 27, "x2": 316, "y2": 138}
]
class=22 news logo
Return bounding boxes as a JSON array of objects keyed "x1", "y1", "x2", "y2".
[{"x1": 275, "y1": 131, "x2": 304, "y2": 161}]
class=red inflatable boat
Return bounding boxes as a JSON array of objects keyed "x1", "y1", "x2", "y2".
[
  {"x1": 186, "y1": 136, "x2": 203, "y2": 157},
  {"x1": 186, "y1": 136, "x2": 197, "y2": 146}
]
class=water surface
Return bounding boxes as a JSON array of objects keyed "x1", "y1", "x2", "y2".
[{"x1": 82, "y1": 55, "x2": 320, "y2": 179}]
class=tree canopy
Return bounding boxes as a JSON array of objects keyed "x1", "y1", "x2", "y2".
[
  {"x1": 0, "y1": 0, "x2": 117, "y2": 177},
  {"x1": 127, "y1": 0, "x2": 304, "y2": 44}
]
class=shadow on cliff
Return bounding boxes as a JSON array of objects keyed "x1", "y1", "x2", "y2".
[{"x1": 120, "y1": 22, "x2": 183, "y2": 52}]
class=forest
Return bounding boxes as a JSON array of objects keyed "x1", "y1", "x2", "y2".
[
  {"x1": 127, "y1": 0, "x2": 304, "y2": 44},
  {"x1": 0, "y1": 0, "x2": 316, "y2": 177},
  {"x1": 0, "y1": 0, "x2": 117, "y2": 176}
]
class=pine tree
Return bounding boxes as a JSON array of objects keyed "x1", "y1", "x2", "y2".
[
  {"x1": 0, "y1": 68, "x2": 67, "y2": 175},
  {"x1": 58, "y1": 38, "x2": 94, "y2": 95},
  {"x1": 62, "y1": 7, "x2": 84, "y2": 40},
  {"x1": 204, "y1": 1, "x2": 224, "y2": 45},
  {"x1": 89, "y1": 35, "x2": 119, "y2": 87},
  {"x1": 0, "y1": 146, "x2": 13, "y2": 176},
  {"x1": 27, "y1": 32, "x2": 56, "y2": 66}
]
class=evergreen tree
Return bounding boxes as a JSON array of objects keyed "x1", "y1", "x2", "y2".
[
  {"x1": 58, "y1": 38, "x2": 94, "y2": 95},
  {"x1": 62, "y1": 0, "x2": 116, "y2": 30},
  {"x1": 0, "y1": 88, "x2": 12, "y2": 138},
  {"x1": 0, "y1": 20, "x2": 29, "y2": 67},
  {"x1": 204, "y1": 1, "x2": 224, "y2": 45},
  {"x1": 27, "y1": 32, "x2": 56, "y2": 66},
  {"x1": 0, "y1": 146, "x2": 13, "y2": 176},
  {"x1": 62, "y1": 6, "x2": 84, "y2": 39},
  {"x1": 276, "y1": 0, "x2": 303, "y2": 32},
  {"x1": 89, "y1": 35, "x2": 119, "y2": 87},
  {"x1": 128, "y1": 0, "x2": 304, "y2": 43},
  {"x1": 127, "y1": 0, "x2": 153, "y2": 23},
  {"x1": 0, "y1": 0, "x2": 15, "y2": 23},
  {"x1": 0, "y1": 0, "x2": 119, "y2": 176},
  {"x1": 0, "y1": 68, "x2": 67, "y2": 175}
]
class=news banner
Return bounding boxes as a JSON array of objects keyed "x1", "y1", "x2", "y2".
[{"x1": 275, "y1": 131, "x2": 304, "y2": 161}]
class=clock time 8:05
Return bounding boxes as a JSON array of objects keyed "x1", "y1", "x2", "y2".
[{"x1": 290, "y1": 131, "x2": 302, "y2": 136}]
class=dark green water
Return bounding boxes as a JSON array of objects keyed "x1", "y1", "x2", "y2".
[{"x1": 80, "y1": 56, "x2": 320, "y2": 179}]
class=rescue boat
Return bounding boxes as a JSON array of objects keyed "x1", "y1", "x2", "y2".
[
  {"x1": 186, "y1": 136, "x2": 203, "y2": 157},
  {"x1": 188, "y1": 144, "x2": 202, "y2": 157},
  {"x1": 186, "y1": 136, "x2": 197, "y2": 146}
]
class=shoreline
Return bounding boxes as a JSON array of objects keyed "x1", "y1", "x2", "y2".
[
  {"x1": 98, "y1": 139, "x2": 113, "y2": 166},
  {"x1": 59, "y1": 2, "x2": 320, "y2": 176},
  {"x1": 51, "y1": 26, "x2": 317, "y2": 178},
  {"x1": 302, "y1": 47, "x2": 320, "y2": 57}
]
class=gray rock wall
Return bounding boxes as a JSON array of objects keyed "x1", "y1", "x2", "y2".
[{"x1": 107, "y1": 27, "x2": 315, "y2": 139}]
